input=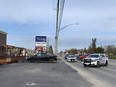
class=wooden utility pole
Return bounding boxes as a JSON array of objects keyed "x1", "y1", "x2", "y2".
[{"x1": 55, "y1": 0, "x2": 59, "y2": 54}]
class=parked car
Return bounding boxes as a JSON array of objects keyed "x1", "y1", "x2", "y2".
[
  {"x1": 27, "y1": 52, "x2": 57, "y2": 63},
  {"x1": 82, "y1": 53, "x2": 109, "y2": 67},
  {"x1": 67, "y1": 55, "x2": 77, "y2": 62}
]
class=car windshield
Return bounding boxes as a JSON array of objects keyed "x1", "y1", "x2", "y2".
[
  {"x1": 89, "y1": 55, "x2": 99, "y2": 58},
  {"x1": 36, "y1": 53, "x2": 46, "y2": 57},
  {"x1": 68, "y1": 55, "x2": 75, "y2": 57}
]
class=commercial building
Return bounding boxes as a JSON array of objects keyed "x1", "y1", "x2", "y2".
[
  {"x1": 0, "y1": 30, "x2": 27, "y2": 64},
  {"x1": 0, "y1": 30, "x2": 7, "y2": 56}
]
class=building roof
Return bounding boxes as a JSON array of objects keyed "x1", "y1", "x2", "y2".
[
  {"x1": 0, "y1": 30, "x2": 7, "y2": 35},
  {"x1": 0, "y1": 44, "x2": 25, "y2": 49}
]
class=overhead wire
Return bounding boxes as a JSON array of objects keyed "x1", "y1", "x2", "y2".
[{"x1": 58, "y1": 0, "x2": 65, "y2": 32}]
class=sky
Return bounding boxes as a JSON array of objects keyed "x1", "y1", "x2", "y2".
[{"x1": 0, "y1": 0, "x2": 116, "y2": 52}]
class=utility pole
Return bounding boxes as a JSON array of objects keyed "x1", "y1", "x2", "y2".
[{"x1": 55, "y1": 0, "x2": 59, "y2": 54}]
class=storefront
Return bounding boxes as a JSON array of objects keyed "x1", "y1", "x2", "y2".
[{"x1": 0, "y1": 30, "x2": 27, "y2": 64}]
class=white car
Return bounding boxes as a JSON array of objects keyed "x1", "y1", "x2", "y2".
[
  {"x1": 82, "y1": 53, "x2": 109, "y2": 67},
  {"x1": 67, "y1": 55, "x2": 77, "y2": 62}
]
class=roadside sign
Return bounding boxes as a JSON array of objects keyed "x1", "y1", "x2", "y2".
[
  {"x1": 35, "y1": 36, "x2": 47, "y2": 52},
  {"x1": 35, "y1": 36, "x2": 47, "y2": 42},
  {"x1": 35, "y1": 42, "x2": 46, "y2": 46}
]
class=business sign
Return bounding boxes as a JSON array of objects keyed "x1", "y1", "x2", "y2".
[
  {"x1": 35, "y1": 36, "x2": 47, "y2": 52},
  {"x1": 36, "y1": 42, "x2": 46, "y2": 46},
  {"x1": 35, "y1": 46, "x2": 46, "y2": 52},
  {"x1": 35, "y1": 36, "x2": 47, "y2": 42}
]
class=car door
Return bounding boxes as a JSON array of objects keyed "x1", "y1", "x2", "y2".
[
  {"x1": 36, "y1": 53, "x2": 44, "y2": 61},
  {"x1": 100, "y1": 54, "x2": 105, "y2": 64},
  {"x1": 42, "y1": 54, "x2": 48, "y2": 61},
  {"x1": 99, "y1": 55, "x2": 103, "y2": 64},
  {"x1": 39, "y1": 53, "x2": 47, "y2": 61}
]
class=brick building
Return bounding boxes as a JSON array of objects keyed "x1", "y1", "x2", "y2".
[{"x1": 0, "y1": 30, "x2": 7, "y2": 56}]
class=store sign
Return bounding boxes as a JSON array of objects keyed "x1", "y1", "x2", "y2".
[
  {"x1": 35, "y1": 36, "x2": 47, "y2": 52},
  {"x1": 35, "y1": 36, "x2": 47, "y2": 42},
  {"x1": 35, "y1": 42, "x2": 46, "y2": 46}
]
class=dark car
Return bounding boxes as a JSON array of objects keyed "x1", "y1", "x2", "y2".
[{"x1": 27, "y1": 53, "x2": 57, "y2": 63}]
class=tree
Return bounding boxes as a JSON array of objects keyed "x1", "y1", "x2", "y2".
[
  {"x1": 96, "y1": 47, "x2": 104, "y2": 53},
  {"x1": 49, "y1": 45, "x2": 53, "y2": 54},
  {"x1": 70, "y1": 48, "x2": 78, "y2": 54},
  {"x1": 88, "y1": 38, "x2": 97, "y2": 53},
  {"x1": 64, "y1": 48, "x2": 78, "y2": 54},
  {"x1": 92, "y1": 38, "x2": 96, "y2": 53},
  {"x1": 83, "y1": 48, "x2": 87, "y2": 53}
]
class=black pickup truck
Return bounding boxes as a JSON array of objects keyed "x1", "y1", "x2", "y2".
[{"x1": 27, "y1": 53, "x2": 57, "y2": 63}]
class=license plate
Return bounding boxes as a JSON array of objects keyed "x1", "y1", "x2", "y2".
[{"x1": 85, "y1": 63, "x2": 90, "y2": 65}]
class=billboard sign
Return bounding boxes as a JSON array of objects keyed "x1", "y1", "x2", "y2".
[
  {"x1": 35, "y1": 36, "x2": 47, "y2": 42},
  {"x1": 35, "y1": 42, "x2": 46, "y2": 46},
  {"x1": 35, "y1": 36, "x2": 47, "y2": 52}
]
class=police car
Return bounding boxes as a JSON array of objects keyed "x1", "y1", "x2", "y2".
[{"x1": 82, "y1": 53, "x2": 109, "y2": 67}]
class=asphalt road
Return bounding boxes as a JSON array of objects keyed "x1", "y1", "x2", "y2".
[
  {"x1": 0, "y1": 60, "x2": 93, "y2": 87},
  {"x1": 64, "y1": 59, "x2": 116, "y2": 87}
]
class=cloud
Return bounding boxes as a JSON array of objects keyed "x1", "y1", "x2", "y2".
[
  {"x1": 7, "y1": 34, "x2": 35, "y2": 49},
  {"x1": 0, "y1": 0, "x2": 54, "y2": 23},
  {"x1": 58, "y1": 36, "x2": 116, "y2": 51}
]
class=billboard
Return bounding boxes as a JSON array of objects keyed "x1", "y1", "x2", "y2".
[
  {"x1": 35, "y1": 36, "x2": 47, "y2": 52},
  {"x1": 35, "y1": 46, "x2": 46, "y2": 52},
  {"x1": 35, "y1": 36, "x2": 47, "y2": 42},
  {"x1": 35, "y1": 42, "x2": 46, "y2": 46}
]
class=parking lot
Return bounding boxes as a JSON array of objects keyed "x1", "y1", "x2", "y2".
[{"x1": 0, "y1": 60, "x2": 93, "y2": 87}]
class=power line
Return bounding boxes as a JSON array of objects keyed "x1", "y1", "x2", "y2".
[{"x1": 58, "y1": 0, "x2": 65, "y2": 32}]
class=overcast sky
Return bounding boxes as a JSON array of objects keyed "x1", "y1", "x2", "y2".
[{"x1": 0, "y1": 0, "x2": 116, "y2": 52}]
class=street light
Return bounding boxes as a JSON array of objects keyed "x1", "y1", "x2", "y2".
[
  {"x1": 55, "y1": 23, "x2": 79, "y2": 54},
  {"x1": 59, "y1": 23, "x2": 79, "y2": 32}
]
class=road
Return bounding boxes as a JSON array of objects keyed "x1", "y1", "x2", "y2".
[
  {"x1": 64, "y1": 59, "x2": 116, "y2": 87},
  {"x1": 0, "y1": 60, "x2": 93, "y2": 87}
]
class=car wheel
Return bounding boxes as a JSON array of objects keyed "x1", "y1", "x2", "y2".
[
  {"x1": 84, "y1": 64, "x2": 87, "y2": 67},
  {"x1": 105, "y1": 61, "x2": 108, "y2": 66},
  {"x1": 96, "y1": 61, "x2": 100, "y2": 68},
  {"x1": 49, "y1": 58, "x2": 54, "y2": 63}
]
